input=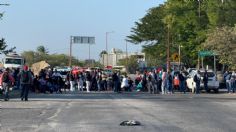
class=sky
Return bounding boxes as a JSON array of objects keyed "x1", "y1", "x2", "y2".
[{"x1": 0, "y1": 0, "x2": 165, "y2": 61}]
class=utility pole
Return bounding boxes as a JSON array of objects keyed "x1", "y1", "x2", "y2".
[
  {"x1": 167, "y1": 26, "x2": 170, "y2": 72},
  {"x1": 197, "y1": 0, "x2": 201, "y2": 70},
  {"x1": 126, "y1": 40, "x2": 128, "y2": 69}
]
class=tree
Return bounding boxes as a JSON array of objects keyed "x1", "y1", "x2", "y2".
[
  {"x1": 127, "y1": 0, "x2": 236, "y2": 68},
  {"x1": 21, "y1": 51, "x2": 35, "y2": 66},
  {"x1": 204, "y1": 26, "x2": 236, "y2": 70},
  {"x1": 0, "y1": 5, "x2": 15, "y2": 55},
  {"x1": 118, "y1": 56, "x2": 139, "y2": 74},
  {"x1": 36, "y1": 45, "x2": 49, "y2": 55},
  {"x1": 21, "y1": 47, "x2": 84, "y2": 67},
  {"x1": 0, "y1": 38, "x2": 15, "y2": 55}
]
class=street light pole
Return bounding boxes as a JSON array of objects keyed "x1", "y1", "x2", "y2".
[
  {"x1": 69, "y1": 36, "x2": 73, "y2": 67},
  {"x1": 126, "y1": 40, "x2": 128, "y2": 68},
  {"x1": 89, "y1": 43, "x2": 91, "y2": 67},
  {"x1": 167, "y1": 26, "x2": 170, "y2": 72},
  {"x1": 106, "y1": 32, "x2": 108, "y2": 67}
]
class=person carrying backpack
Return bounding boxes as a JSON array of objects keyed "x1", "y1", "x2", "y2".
[
  {"x1": 19, "y1": 65, "x2": 33, "y2": 101},
  {"x1": 0, "y1": 68, "x2": 15, "y2": 101}
]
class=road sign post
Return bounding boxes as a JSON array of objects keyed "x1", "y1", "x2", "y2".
[
  {"x1": 172, "y1": 53, "x2": 179, "y2": 62},
  {"x1": 198, "y1": 51, "x2": 216, "y2": 72},
  {"x1": 69, "y1": 36, "x2": 95, "y2": 67}
]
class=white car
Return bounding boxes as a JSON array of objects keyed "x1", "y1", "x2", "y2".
[{"x1": 186, "y1": 70, "x2": 219, "y2": 93}]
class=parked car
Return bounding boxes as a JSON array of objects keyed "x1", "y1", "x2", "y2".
[
  {"x1": 187, "y1": 68, "x2": 197, "y2": 74},
  {"x1": 186, "y1": 70, "x2": 219, "y2": 93}
]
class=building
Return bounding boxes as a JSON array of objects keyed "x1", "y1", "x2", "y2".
[{"x1": 100, "y1": 48, "x2": 146, "y2": 67}]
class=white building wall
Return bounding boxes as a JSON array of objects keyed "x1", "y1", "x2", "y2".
[{"x1": 100, "y1": 49, "x2": 146, "y2": 67}]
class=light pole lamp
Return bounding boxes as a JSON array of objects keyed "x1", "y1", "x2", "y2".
[{"x1": 105, "y1": 31, "x2": 114, "y2": 67}]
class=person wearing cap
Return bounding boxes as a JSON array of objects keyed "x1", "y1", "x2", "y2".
[
  {"x1": 0, "y1": 68, "x2": 15, "y2": 101},
  {"x1": 19, "y1": 65, "x2": 33, "y2": 101}
]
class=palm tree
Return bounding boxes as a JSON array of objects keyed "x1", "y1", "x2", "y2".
[
  {"x1": 0, "y1": 38, "x2": 15, "y2": 55},
  {"x1": 37, "y1": 45, "x2": 49, "y2": 55}
]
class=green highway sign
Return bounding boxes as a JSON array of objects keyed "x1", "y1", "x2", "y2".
[{"x1": 198, "y1": 51, "x2": 215, "y2": 57}]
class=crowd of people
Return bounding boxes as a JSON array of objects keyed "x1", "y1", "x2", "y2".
[
  {"x1": 0, "y1": 66, "x2": 33, "y2": 101},
  {"x1": 224, "y1": 71, "x2": 236, "y2": 94},
  {"x1": 1, "y1": 65, "x2": 236, "y2": 101},
  {"x1": 134, "y1": 69, "x2": 188, "y2": 94}
]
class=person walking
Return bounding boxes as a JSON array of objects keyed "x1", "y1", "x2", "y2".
[
  {"x1": 0, "y1": 68, "x2": 15, "y2": 101},
  {"x1": 19, "y1": 66, "x2": 33, "y2": 101}
]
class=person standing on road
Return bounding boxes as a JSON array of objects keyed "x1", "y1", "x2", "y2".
[
  {"x1": 230, "y1": 71, "x2": 235, "y2": 93},
  {"x1": 142, "y1": 71, "x2": 147, "y2": 91},
  {"x1": 147, "y1": 73, "x2": 154, "y2": 94},
  {"x1": 158, "y1": 70, "x2": 162, "y2": 93},
  {"x1": 68, "y1": 71, "x2": 75, "y2": 92},
  {"x1": 121, "y1": 75, "x2": 129, "y2": 91},
  {"x1": 19, "y1": 66, "x2": 33, "y2": 101},
  {"x1": 85, "y1": 71, "x2": 92, "y2": 92},
  {"x1": 178, "y1": 72, "x2": 186, "y2": 93},
  {"x1": 112, "y1": 72, "x2": 119, "y2": 93},
  {"x1": 78, "y1": 72, "x2": 84, "y2": 92},
  {"x1": 167, "y1": 71, "x2": 173, "y2": 94},
  {"x1": 154, "y1": 70, "x2": 160, "y2": 94},
  {"x1": 203, "y1": 70, "x2": 209, "y2": 93},
  {"x1": 161, "y1": 70, "x2": 167, "y2": 94},
  {"x1": 0, "y1": 68, "x2": 15, "y2": 101},
  {"x1": 194, "y1": 70, "x2": 201, "y2": 94},
  {"x1": 225, "y1": 72, "x2": 232, "y2": 94}
]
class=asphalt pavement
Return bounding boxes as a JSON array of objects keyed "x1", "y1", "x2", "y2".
[{"x1": 1, "y1": 92, "x2": 236, "y2": 132}]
